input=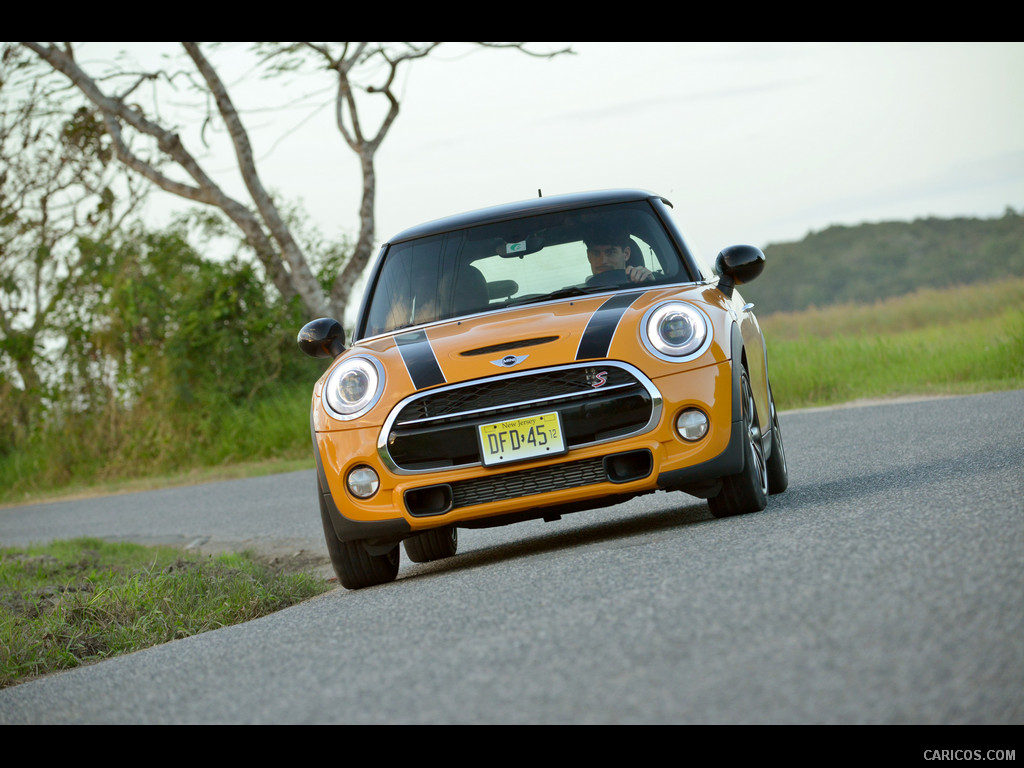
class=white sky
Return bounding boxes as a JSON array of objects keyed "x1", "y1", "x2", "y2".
[{"x1": 76, "y1": 42, "x2": 1024, "y2": 261}]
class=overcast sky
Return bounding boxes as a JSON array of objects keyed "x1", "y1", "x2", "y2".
[{"x1": 78, "y1": 42, "x2": 1024, "y2": 260}]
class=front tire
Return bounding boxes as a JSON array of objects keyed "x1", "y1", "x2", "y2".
[
  {"x1": 766, "y1": 386, "x2": 789, "y2": 495},
  {"x1": 319, "y1": 485, "x2": 399, "y2": 589},
  {"x1": 403, "y1": 526, "x2": 458, "y2": 563},
  {"x1": 708, "y1": 369, "x2": 769, "y2": 518}
]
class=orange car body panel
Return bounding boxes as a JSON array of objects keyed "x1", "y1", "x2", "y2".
[{"x1": 312, "y1": 281, "x2": 761, "y2": 530}]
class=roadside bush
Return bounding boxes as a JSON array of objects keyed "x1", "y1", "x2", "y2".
[{"x1": 1, "y1": 224, "x2": 327, "y2": 498}]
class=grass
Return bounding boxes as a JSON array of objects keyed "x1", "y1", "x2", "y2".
[
  {"x1": 759, "y1": 278, "x2": 1024, "y2": 410},
  {"x1": 0, "y1": 382, "x2": 315, "y2": 508},
  {"x1": 0, "y1": 538, "x2": 331, "y2": 688},
  {"x1": 758, "y1": 275, "x2": 1024, "y2": 339}
]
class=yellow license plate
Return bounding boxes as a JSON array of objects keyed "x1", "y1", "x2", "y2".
[{"x1": 478, "y1": 412, "x2": 566, "y2": 467}]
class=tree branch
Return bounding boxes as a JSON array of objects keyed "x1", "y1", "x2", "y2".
[
  {"x1": 21, "y1": 41, "x2": 303, "y2": 307},
  {"x1": 183, "y1": 42, "x2": 328, "y2": 316},
  {"x1": 471, "y1": 42, "x2": 574, "y2": 58}
]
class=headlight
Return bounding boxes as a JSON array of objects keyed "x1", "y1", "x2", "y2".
[
  {"x1": 642, "y1": 302, "x2": 711, "y2": 361},
  {"x1": 323, "y1": 356, "x2": 385, "y2": 420}
]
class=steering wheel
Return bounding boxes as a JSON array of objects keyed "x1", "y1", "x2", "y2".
[{"x1": 585, "y1": 269, "x2": 627, "y2": 288}]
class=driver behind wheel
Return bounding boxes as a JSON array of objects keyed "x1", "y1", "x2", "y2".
[{"x1": 584, "y1": 226, "x2": 654, "y2": 286}]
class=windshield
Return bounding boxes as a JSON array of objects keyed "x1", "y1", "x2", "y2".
[{"x1": 361, "y1": 201, "x2": 692, "y2": 338}]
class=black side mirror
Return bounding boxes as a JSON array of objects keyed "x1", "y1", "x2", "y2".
[
  {"x1": 298, "y1": 318, "x2": 346, "y2": 359},
  {"x1": 715, "y1": 245, "x2": 765, "y2": 299}
]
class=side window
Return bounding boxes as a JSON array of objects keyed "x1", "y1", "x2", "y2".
[
  {"x1": 628, "y1": 235, "x2": 656, "y2": 271},
  {"x1": 628, "y1": 230, "x2": 682, "y2": 279},
  {"x1": 365, "y1": 237, "x2": 444, "y2": 335}
]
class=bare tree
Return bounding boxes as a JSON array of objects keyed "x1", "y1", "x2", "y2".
[
  {"x1": 256, "y1": 42, "x2": 572, "y2": 318},
  {"x1": 20, "y1": 42, "x2": 324, "y2": 316},
  {"x1": 20, "y1": 42, "x2": 572, "y2": 323}
]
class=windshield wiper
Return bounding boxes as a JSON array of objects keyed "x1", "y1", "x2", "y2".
[{"x1": 506, "y1": 285, "x2": 602, "y2": 307}]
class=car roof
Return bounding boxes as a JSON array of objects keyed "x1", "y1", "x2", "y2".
[{"x1": 386, "y1": 189, "x2": 670, "y2": 244}]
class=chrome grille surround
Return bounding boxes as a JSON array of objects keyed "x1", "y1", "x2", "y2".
[{"x1": 378, "y1": 361, "x2": 663, "y2": 475}]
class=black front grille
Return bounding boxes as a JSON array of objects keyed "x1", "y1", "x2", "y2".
[
  {"x1": 383, "y1": 364, "x2": 656, "y2": 472},
  {"x1": 451, "y1": 456, "x2": 607, "y2": 508},
  {"x1": 395, "y1": 366, "x2": 638, "y2": 423},
  {"x1": 401, "y1": 449, "x2": 655, "y2": 516}
]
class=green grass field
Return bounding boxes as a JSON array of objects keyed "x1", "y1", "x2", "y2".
[{"x1": 759, "y1": 278, "x2": 1024, "y2": 409}]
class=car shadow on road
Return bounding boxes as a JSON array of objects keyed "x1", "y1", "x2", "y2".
[{"x1": 395, "y1": 493, "x2": 715, "y2": 583}]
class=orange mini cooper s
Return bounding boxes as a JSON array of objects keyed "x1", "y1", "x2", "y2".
[{"x1": 299, "y1": 189, "x2": 788, "y2": 588}]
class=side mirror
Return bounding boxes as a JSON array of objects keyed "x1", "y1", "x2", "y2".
[
  {"x1": 298, "y1": 317, "x2": 346, "y2": 359},
  {"x1": 715, "y1": 245, "x2": 765, "y2": 299}
]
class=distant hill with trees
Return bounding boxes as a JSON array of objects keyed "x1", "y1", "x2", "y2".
[{"x1": 742, "y1": 208, "x2": 1024, "y2": 315}]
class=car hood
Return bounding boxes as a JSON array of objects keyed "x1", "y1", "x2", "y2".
[{"x1": 317, "y1": 284, "x2": 733, "y2": 430}]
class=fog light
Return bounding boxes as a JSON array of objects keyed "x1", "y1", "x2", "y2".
[
  {"x1": 676, "y1": 409, "x2": 709, "y2": 441},
  {"x1": 347, "y1": 466, "x2": 380, "y2": 498}
]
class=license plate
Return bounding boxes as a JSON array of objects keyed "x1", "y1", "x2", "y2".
[{"x1": 478, "y1": 411, "x2": 566, "y2": 467}]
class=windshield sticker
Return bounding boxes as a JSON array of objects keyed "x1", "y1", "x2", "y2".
[{"x1": 506, "y1": 241, "x2": 527, "y2": 254}]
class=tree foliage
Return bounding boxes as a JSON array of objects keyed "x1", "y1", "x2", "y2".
[
  {"x1": 743, "y1": 209, "x2": 1024, "y2": 315},
  {"x1": 0, "y1": 44, "x2": 144, "y2": 444},
  {"x1": 82, "y1": 225, "x2": 314, "y2": 407},
  {"x1": 2, "y1": 218, "x2": 323, "y2": 493}
]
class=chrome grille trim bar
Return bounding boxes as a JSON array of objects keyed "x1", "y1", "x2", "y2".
[{"x1": 394, "y1": 382, "x2": 636, "y2": 427}]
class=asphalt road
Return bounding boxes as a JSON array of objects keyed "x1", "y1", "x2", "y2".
[{"x1": 1, "y1": 390, "x2": 1022, "y2": 724}]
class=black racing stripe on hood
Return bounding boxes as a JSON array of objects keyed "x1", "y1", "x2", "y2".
[
  {"x1": 396, "y1": 329, "x2": 446, "y2": 390},
  {"x1": 576, "y1": 292, "x2": 644, "y2": 360}
]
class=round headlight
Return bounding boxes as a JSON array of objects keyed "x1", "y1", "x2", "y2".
[
  {"x1": 642, "y1": 302, "x2": 711, "y2": 360},
  {"x1": 323, "y1": 356, "x2": 384, "y2": 419}
]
